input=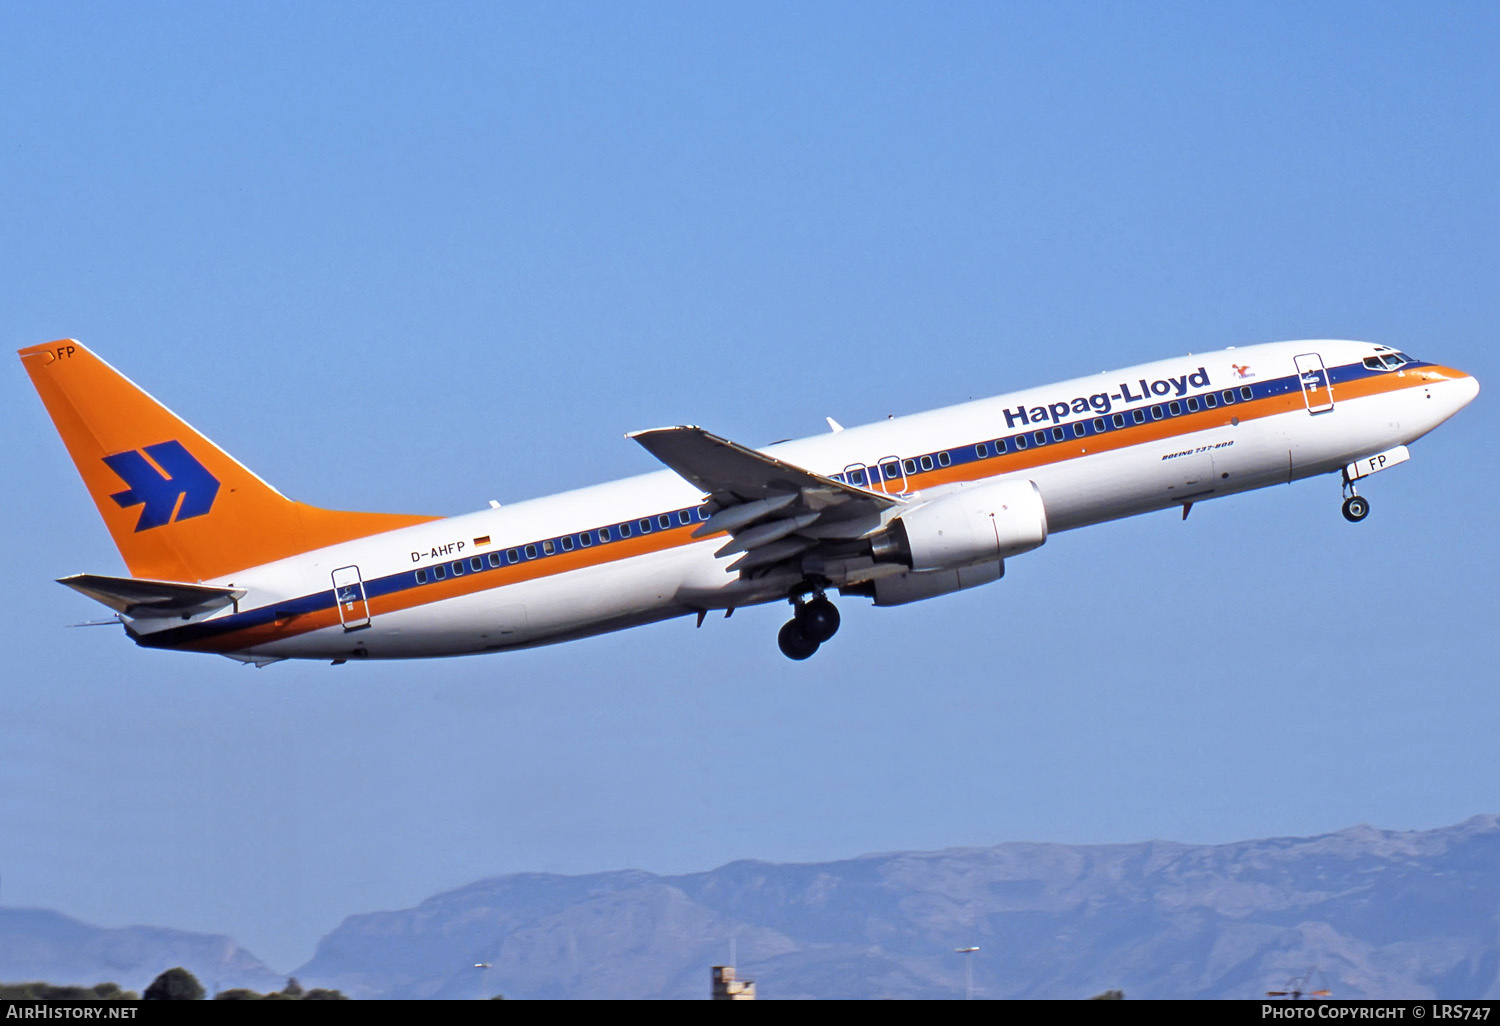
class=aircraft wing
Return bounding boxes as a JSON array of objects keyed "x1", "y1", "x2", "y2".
[
  {"x1": 59, "y1": 573, "x2": 245, "y2": 618},
  {"x1": 629, "y1": 425, "x2": 900, "y2": 576},
  {"x1": 629, "y1": 425, "x2": 898, "y2": 511}
]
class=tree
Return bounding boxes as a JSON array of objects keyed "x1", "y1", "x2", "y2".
[
  {"x1": 213, "y1": 989, "x2": 262, "y2": 1000},
  {"x1": 143, "y1": 967, "x2": 205, "y2": 1001},
  {"x1": 207, "y1": 978, "x2": 347, "y2": 1000}
]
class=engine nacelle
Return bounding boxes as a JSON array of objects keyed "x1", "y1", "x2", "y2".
[
  {"x1": 861, "y1": 560, "x2": 1004, "y2": 607},
  {"x1": 871, "y1": 478, "x2": 1048, "y2": 572}
]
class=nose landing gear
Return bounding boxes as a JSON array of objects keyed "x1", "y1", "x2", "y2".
[
  {"x1": 1341, "y1": 470, "x2": 1371, "y2": 523},
  {"x1": 776, "y1": 589, "x2": 841, "y2": 660}
]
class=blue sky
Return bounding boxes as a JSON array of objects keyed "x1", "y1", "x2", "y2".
[{"x1": 2, "y1": 3, "x2": 1497, "y2": 972}]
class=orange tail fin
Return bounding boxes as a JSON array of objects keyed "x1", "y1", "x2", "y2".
[{"x1": 19, "y1": 340, "x2": 438, "y2": 583}]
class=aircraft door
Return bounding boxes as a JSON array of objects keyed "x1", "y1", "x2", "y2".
[
  {"x1": 844, "y1": 459, "x2": 909, "y2": 494},
  {"x1": 842, "y1": 463, "x2": 872, "y2": 489},
  {"x1": 874, "y1": 455, "x2": 908, "y2": 495},
  {"x1": 331, "y1": 565, "x2": 371, "y2": 631},
  {"x1": 1294, "y1": 353, "x2": 1335, "y2": 413}
]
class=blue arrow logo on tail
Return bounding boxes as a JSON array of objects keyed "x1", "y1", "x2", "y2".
[{"x1": 102, "y1": 440, "x2": 221, "y2": 532}]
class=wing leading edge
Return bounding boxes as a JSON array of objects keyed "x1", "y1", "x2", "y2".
[{"x1": 628, "y1": 425, "x2": 898, "y2": 511}]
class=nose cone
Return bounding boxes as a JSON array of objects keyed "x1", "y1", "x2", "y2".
[
  {"x1": 1423, "y1": 365, "x2": 1479, "y2": 415},
  {"x1": 1457, "y1": 371, "x2": 1480, "y2": 409}
]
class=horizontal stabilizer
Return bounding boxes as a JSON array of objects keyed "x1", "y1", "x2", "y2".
[{"x1": 59, "y1": 573, "x2": 245, "y2": 618}]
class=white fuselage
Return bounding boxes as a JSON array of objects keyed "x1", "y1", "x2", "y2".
[{"x1": 128, "y1": 339, "x2": 1477, "y2": 662}]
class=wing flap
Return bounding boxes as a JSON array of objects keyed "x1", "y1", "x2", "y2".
[{"x1": 630, "y1": 425, "x2": 901, "y2": 579}]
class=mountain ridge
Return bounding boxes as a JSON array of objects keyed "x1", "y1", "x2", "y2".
[
  {"x1": 6, "y1": 815, "x2": 1497, "y2": 999},
  {"x1": 0, "y1": 907, "x2": 284, "y2": 994},
  {"x1": 292, "y1": 814, "x2": 1500, "y2": 999}
]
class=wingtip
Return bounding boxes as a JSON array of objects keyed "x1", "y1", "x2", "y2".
[{"x1": 627, "y1": 425, "x2": 701, "y2": 440}]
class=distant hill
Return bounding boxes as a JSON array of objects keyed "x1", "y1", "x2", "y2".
[
  {"x1": 8, "y1": 816, "x2": 1499, "y2": 999},
  {"x1": 290, "y1": 814, "x2": 1500, "y2": 999},
  {"x1": 0, "y1": 908, "x2": 283, "y2": 994}
]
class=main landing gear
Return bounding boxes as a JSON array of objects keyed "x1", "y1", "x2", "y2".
[{"x1": 777, "y1": 589, "x2": 841, "y2": 660}]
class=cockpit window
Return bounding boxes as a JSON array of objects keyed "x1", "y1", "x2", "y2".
[{"x1": 1365, "y1": 352, "x2": 1414, "y2": 371}]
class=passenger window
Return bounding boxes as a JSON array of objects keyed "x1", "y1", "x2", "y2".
[
  {"x1": 488, "y1": 553, "x2": 501, "y2": 568},
  {"x1": 1092, "y1": 418, "x2": 1105, "y2": 432},
  {"x1": 507, "y1": 548, "x2": 519, "y2": 563},
  {"x1": 1222, "y1": 389, "x2": 1235, "y2": 404},
  {"x1": 1204, "y1": 394, "x2": 1216, "y2": 409},
  {"x1": 1133, "y1": 409, "x2": 1146, "y2": 424},
  {"x1": 525, "y1": 544, "x2": 538, "y2": 559},
  {"x1": 1112, "y1": 413, "x2": 1125, "y2": 428},
  {"x1": 678, "y1": 510, "x2": 691, "y2": 526},
  {"x1": 658, "y1": 514, "x2": 671, "y2": 530},
  {"x1": 975, "y1": 443, "x2": 988, "y2": 459},
  {"x1": 1034, "y1": 431, "x2": 1047, "y2": 446},
  {"x1": 416, "y1": 569, "x2": 427, "y2": 585},
  {"x1": 994, "y1": 439, "x2": 1007, "y2": 454},
  {"x1": 452, "y1": 561, "x2": 463, "y2": 576},
  {"x1": 937, "y1": 451, "x2": 951, "y2": 467},
  {"x1": 1151, "y1": 406, "x2": 1164, "y2": 420},
  {"x1": 884, "y1": 462, "x2": 901, "y2": 480},
  {"x1": 850, "y1": 469, "x2": 865, "y2": 486},
  {"x1": 697, "y1": 507, "x2": 710, "y2": 521},
  {"x1": 1072, "y1": 424, "x2": 1085, "y2": 438},
  {"x1": 919, "y1": 455, "x2": 934, "y2": 471},
  {"x1": 471, "y1": 557, "x2": 483, "y2": 572},
  {"x1": 433, "y1": 565, "x2": 445, "y2": 581},
  {"x1": 561, "y1": 536, "x2": 574, "y2": 551},
  {"x1": 1014, "y1": 434, "x2": 1028, "y2": 450},
  {"x1": 638, "y1": 519, "x2": 651, "y2": 534},
  {"x1": 902, "y1": 459, "x2": 917, "y2": 475},
  {"x1": 580, "y1": 532, "x2": 592, "y2": 547},
  {"x1": 619, "y1": 523, "x2": 631, "y2": 538},
  {"x1": 1051, "y1": 426, "x2": 1065, "y2": 442},
  {"x1": 1169, "y1": 401, "x2": 1182, "y2": 416},
  {"x1": 1186, "y1": 397, "x2": 1199, "y2": 412},
  {"x1": 1240, "y1": 386, "x2": 1253, "y2": 401},
  {"x1": 541, "y1": 540, "x2": 554, "y2": 555}
]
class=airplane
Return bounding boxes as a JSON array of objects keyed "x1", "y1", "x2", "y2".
[{"x1": 18, "y1": 338, "x2": 1478, "y2": 664}]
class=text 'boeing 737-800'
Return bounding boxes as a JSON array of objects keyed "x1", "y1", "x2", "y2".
[{"x1": 18, "y1": 338, "x2": 1477, "y2": 664}]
